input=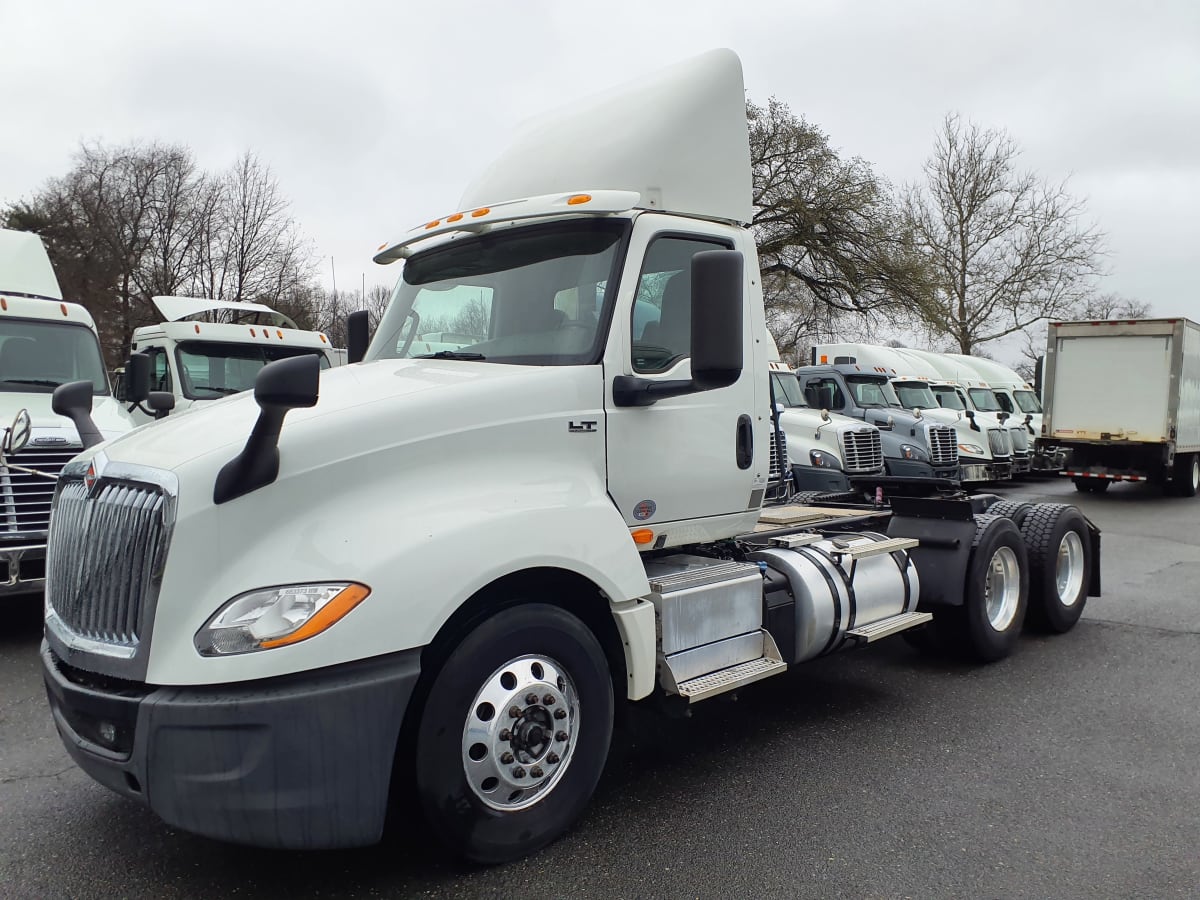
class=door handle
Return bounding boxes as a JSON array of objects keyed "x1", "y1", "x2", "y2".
[{"x1": 735, "y1": 414, "x2": 753, "y2": 469}]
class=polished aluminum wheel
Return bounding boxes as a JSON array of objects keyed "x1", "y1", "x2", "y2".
[
  {"x1": 461, "y1": 654, "x2": 579, "y2": 811},
  {"x1": 1056, "y1": 531, "x2": 1085, "y2": 607},
  {"x1": 984, "y1": 546, "x2": 1021, "y2": 631}
]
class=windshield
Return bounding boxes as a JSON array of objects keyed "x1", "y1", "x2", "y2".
[
  {"x1": 0, "y1": 319, "x2": 108, "y2": 394},
  {"x1": 771, "y1": 371, "x2": 807, "y2": 408},
  {"x1": 1014, "y1": 389, "x2": 1043, "y2": 413},
  {"x1": 176, "y1": 342, "x2": 330, "y2": 400},
  {"x1": 893, "y1": 380, "x2": 938, "y2": 410},
  {"x1": 932, "y1": 385, "x2": 966, "y2": 410},
  {"x1": 845, "y1": 374, "x2": 899, "y2": 408},
  {"x1": 367, "y1": 220, "x2": 627, "y2": 366},
  {"x1": 967, "y1": 388, "x2": 1003, "y2": 412}
]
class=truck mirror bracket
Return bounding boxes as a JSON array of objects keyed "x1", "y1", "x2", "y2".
[{"x1": 213, "y1": 355, "x2": 320, "y2": 505}]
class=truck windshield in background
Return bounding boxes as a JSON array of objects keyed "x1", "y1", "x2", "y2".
[
  {"x1": 931, "y1": 385, "x2": 967, "y2": 410},
  {"x1": 176, "y1": 342, "x2": 331, "y2": 399},
  {"x1": 0, "y1": 319, "x2": 109, "y2": 394},
  {"x1": 894, "y1": 382, "x2": 939, "y2": 410},
  {"x1": 844, "y1": 375, "x2": 900, "y2": 408},
  {"x1": 368, "y1": 220, "x2": 627, "y2": 367},
  {"x1": 967, "y1": 388, "x2": 1004, "y2": 412},
  {"x1": 770, "y1": 371, "x2": 807, "y2": 408},
  {"x1": 1014, "y1": 390, "x2": 1042, "y2": 413}
]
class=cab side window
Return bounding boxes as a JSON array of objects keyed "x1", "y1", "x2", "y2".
[
  {"x1": 147, "y1": 348, "x2": 171, "y2": 392},
  {"x1": 631, "y1": 235, "x2": 727, "y2": 374},
  {"x1": 805, "y1": 377, "x2": 845, "y2": 410}
]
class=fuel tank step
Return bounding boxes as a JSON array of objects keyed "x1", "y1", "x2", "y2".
[
  {"x1": 845, "y1": 610, "x2": 932, "y2": 644},
  {"x1": 675, "y1": 654, "x2": 786, "y2": 702}
]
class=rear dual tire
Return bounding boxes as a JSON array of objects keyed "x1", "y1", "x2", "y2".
[{"x1": 1019, "y1": 504, "x2": 1091, "y2": 633}]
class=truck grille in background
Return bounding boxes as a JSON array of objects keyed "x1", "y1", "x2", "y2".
[
  {"x1": 987, "y1": 428, "x2": 1012, "y2": 458},
  {"x1": 1008, "y1": 427, "x2": 1029, "y2": 453},
  {"x1": 926, "y1": 425, "x2": 959, "y2": 466},
  {"x1": 840, "y1": 428, "x2": 883, "y2": 473},
  {"x1": 0, "y1": 447, "x2": 81, "y2": 536},
  {"x1": 46, "y1": 478, "x2": 170, "y2": 649},
  {"x1": 769, "y1": 427, "x2": 787, "y2": 483}
]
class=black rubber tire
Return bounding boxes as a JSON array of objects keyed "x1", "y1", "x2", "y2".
[
  {"x1": 414, "y1": 603, "x2": 613, "y2": 864},
  {"x1": 1020, "y1": 504, "x2": 1092, "y2": 633},
  {"x1": 937, "y1": 514, "x2": 1029, "y2": 662},
  {"x1": 1171, "y1": 453, "x2": 1199, "y2": 498},
  {"x1": 984, "y1": 499, "x2": 1034, "y2": 528}
]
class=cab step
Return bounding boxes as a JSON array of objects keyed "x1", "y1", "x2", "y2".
[
  {"x1": 844, "y1": 610, "x2": 932, "y2": 645},
  {"x1": 675, "y1": 655, "x2": 787, "y2": 702},
  {"x1": 827, "y1": 536, "x2": 919, "y2": 561}
]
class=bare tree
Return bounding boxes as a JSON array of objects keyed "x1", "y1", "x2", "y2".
[
  {"x1": 904, "y1": 114, "x2": 1106, "y2": 355},
  {"x1": 749, "y1": 98, "x2": 932, "y2": 359}
]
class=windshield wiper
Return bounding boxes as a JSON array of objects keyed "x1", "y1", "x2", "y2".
[
  {"x1": 200, "y1": 387, "x2": 243, "y2": 396},
  {"x1": 0, "y1": 378, "x2": 62, "y2": 387},
  {"x1": 414, "y1": 351, "x2": 486, "y2": 360}
]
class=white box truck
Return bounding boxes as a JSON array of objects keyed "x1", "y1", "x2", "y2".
[
  {"x1": 1043, "y1": 318, "x2": 1200, "y2": 494},
  {"x1": 41, "y1": 51, "x2": 1101, "y2": 863}
]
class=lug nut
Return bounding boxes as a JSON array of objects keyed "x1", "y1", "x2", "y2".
[
  {"x1": 525, "y1": 692, "x2": 539, "y2": 705},
  {"x1": 547, "y1": 752, "x2": 560, "y2": 764},
  {"x1": 530, "y1": 766, "x2": 544, "y2": 779},
  {"x1": 556, "y1": 731, "x2": 568, "y2": 742},
  {"x1": 499, "y1": 728, "x2": 511, "y2": 741},
  {"x1": 543, "y1": 694, "x2": 555, "y2": 705},
  {"x1": 512, "y1": 766, "x2": 526, "y2": 778},
  {"x1": 508, "y1": 706, "x2": 522, "y2": 719},
  {"x1": 553, "y1": 708, "x2": 567, "y2": 719},
  {"x1": 500, "y1": 752, "x2": 514, "y2": 764}
]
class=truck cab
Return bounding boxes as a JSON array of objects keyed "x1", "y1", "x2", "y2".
[
  {"x1": 0, "y1": 229, "x2": 135, "y2": 596},
  {"x1": 119, "y1": 296, "x2": 337, "y2": 425}
]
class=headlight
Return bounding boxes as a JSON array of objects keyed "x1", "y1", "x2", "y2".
[
  {"x1": 900, "y1": 443, "x2": 928, "y2": 461},
  {"x1": 809, "y1": 449, "x2": 840, "y2": 469},
  {"x1": 195, "y1": 582, "x2": 370, "y2": 656},
  {"x1": 958, "y1": 443, "x2": 986, "y2": 456}
]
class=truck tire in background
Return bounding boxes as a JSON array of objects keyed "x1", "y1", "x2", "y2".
[
  {"x1": 938, "y1": 514, "x2": 1029, "y2": 662},
  {"x1": 1073, "y1": 478, "x2": 1110, "y2": 494},
  {"x1": 1019, "y1": 504, "x2": 1092, "y2": 633},
  {"x1": 413, "y1": 603, "x2": 613, "y2": 863},
  {"x1": 1170, "y1": 453, "x2": 1200, "y2": 498}
]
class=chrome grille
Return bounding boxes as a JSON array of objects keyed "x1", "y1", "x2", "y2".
[
  {"x1": 987, "y1": 428, "x2": 1012, "y2": 458},
  {"x1": 46, "y1": 476, "x2": 170, "y2": 649},
  {"x1": 839, "y1": 428, "x2": 883, "y2": 473},
  {"x1": 1008, "y1": 427, "x2": 1029, "y2": 452},
  {"x1": 926, "y1": 425, "x2": 958, "y2": 466},
  {"x1": 769, "y1": 427, "x2": 788, "y2": 483},
  {"x1": 0, "y1": 446, "x2": 81, "y2": 536}
]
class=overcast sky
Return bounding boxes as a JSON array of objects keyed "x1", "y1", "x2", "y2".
[{"x1": 3, "y1": 0, "x2": 1198, "y2": 357}]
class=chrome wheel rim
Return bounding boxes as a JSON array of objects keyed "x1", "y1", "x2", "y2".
[
  {"x1": 461, "y1": 654, "x2": 579, "y2": 811},
  {"x1": 1056, "y1": 531, "x2": 1086, "y2": 607},
  {"x1": 1191, "y1": 457, "x2": 1199, "y2": 492},
  {"x1": 985, "y1": 546, "x2": 1021, "y2": 631}
]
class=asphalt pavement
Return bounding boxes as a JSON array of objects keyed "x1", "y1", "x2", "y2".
[{"x1": 2, "y1": 478, "x2": 1198, "y2": 899}]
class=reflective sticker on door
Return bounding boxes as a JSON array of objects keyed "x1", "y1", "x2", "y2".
[{"x1": 632, "y1": 500, "x2": 656, "y2": 520}]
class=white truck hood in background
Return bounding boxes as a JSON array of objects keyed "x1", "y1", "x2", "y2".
[{"x1": 0, "y1": 393, "x2": 133, "y2": 443}]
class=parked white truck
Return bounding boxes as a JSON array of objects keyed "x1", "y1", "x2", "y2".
[
  {"x1": 1042, "y1": 317, "x2": 1200, "y2": 495},
  {"x1": 41, "y1": 51, "x2": 1101, "y2": 863},
  {"x1": 118, "y1": 296, "x2": 338, "y2": 425},
  {"x1": 0, "y1": 229, "x2": 135, "y2": 596}
]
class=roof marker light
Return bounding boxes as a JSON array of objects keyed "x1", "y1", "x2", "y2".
[
  {"x1": 377, "y1": 242, "x2": 388, "y2": 250},
  {"x1": 0, "y1": 298, "x2": 7, "y2": 311},
  {"x1": 424, "y1": 220, "x2": 441, "y2": 230},
  {"x1": 194, "y1": 324, "x2": 201, "y2": 334},
  {"x1": 250, "y1": 328, "x2": 257, "y2": 337},
  {"x1": 567, "y1": 194, "x2": 592, "y2": 205},
  {"x1": 61, "y1": 303, "x2": 69, "y2": 316},
  {"x1": 471, "y1": 207, "x2": 490, "y2": 218},
  {"x1": 446, "y1": 213, "x2": 464, "y2": 223},
  {"x1": 319, "y1": 334, "x2": 327, "y2": 343},
  {"x1": 276, "y1": 330, "x2": 283, "y2": 339}
]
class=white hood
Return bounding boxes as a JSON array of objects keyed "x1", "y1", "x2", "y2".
[{"x1": 0, "y1": 392, "x2": 134, "y2": 446}]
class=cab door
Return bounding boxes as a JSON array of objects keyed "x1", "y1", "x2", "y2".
[{"x1": 603, "y1": 215, "x2": 765, "y2": 534}]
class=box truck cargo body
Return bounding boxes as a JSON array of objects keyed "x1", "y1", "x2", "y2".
[{"x1": 1043, "y1": 318, "x2": 1200, "y2": 495}]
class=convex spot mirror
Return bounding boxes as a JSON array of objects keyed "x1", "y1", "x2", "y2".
[{"x1": 4, "y1": 409, "x2": 31, "y2": 455}]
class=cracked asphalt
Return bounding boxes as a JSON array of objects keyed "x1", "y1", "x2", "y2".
[{"x1": 2, "y1": 478, "x2": 1198, "y2": 898}]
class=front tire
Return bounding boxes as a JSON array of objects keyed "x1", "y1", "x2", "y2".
[
  {"x1": 1020, "y1": 504, "x2": 1092, "y2": 633},
  {"x1": 414, "y1": 603, "x2": 613, "y2": 863}
]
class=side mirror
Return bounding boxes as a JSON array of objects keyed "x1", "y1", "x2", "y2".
[
  {"x1": 147, "y1": 391, "x2": 175, "y2": 419},
  {"x1": 4, "y1": 409, "x2": 31, "y2": 455},
  {"x1": 689, "y1": 249, "x2": 743, "y2": 390},
  {"x1": 125, "y1": 352, "x2": 151, "y2": 404},
  {"x1": 52, "y1": 380, "x2": 104, "y2": 449},
  {"x1": 213, "y1": 355, "x2": 320, "y2": 504},
  {"x1": 347, "y1": 310, "x2": 371, "y2": 364}
]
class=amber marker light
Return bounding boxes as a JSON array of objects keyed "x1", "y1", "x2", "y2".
[
  {"x1": 259, "y1": 583, "x2": 372, "y2": 649},
  {"x1": 60, "y1": 303, "x2": 69, "y2": 315},
  {"x1": 378, "y1": 242, "x2": 388, "y2": 250},
  {"x1": 424, "y1": 220, "x2": 441, "y2": 230},
  {"x1": 447, "y1": 213, "x2": 464, "y2": 222},
  {"x1": 631, "y1": 529, "x2": 654, "y2": 545},
  {"x1": 319, "y1": 334, "x2": 327, "y2": 343},
  {"x1": 194, "y1": 324, "x2": 201, "y2": 334},
  {"x1": 567, "y1": 194, "x2": 592, "y2": 205},
  {"x1": 471, "y1": 207, "x2": 490, "y2": 218},
  {"x1": 0, "y1": 298, "x2": 7, "y2": 311}
]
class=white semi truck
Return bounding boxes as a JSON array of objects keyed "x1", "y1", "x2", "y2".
[
  {"x1": 1042, "y1": 317, "x2": 1200, "y2": 495},
  {"x1": 41, "y1": 51, "x2": 1101, "y2": 863},
  {"x1": 0, "y1": 229, "x2": 135, "y2": 596},
  {"x1": 118, "y1": 296, "x2": 339, "y2": 425}
]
